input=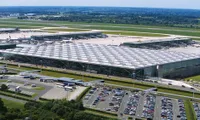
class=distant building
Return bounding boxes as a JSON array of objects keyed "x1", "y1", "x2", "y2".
[
  {"x1": 31, "y1": 31, "x2": 107, "y2": 41},
  {"x1": 122, "y1": 37, "x2": 192, "y2": 49},
  {"x1": 0, "y1": 44, "x2": 16, "y2": 49},
  {"x1": 0, "y1": 28, "x2": 19, "y2": 33}
]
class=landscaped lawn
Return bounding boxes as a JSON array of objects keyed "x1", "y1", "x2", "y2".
[
  {"x1": 185, "y1": 75, "x2": 200, "y2": 81},
  {"x1": 32, "y1": 86, "x2": 45, "y2": 91},
  {"x1": 0, "y1": 80, "x2": 8, "y2": 82},
  {"x1": 2, "y1": 99, "x2": 24, "y2": 109},
  {"x1": 184, "y1": 100, "x2": 197, "y2": 120},
  {"x1": 44, "y1": 28, "x2": 88, "y2": 32}
]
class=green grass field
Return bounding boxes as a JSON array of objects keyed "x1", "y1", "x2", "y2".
[
  {"x1": 0, "y1": 24, "x2": 43, "y2": 29},
  {"x1": 0, "y1": 18, "x2": 200, "y2": 38},
  {"x1": 2, "y1": 99, "x2": 24, "y2": 109},
  {"x1": 0, "y1": 80, "x2": 8, "y2": 82},
  {"x1": 185, "y1": 75, "x2": 200, "y2": 81},
  {"x1": 32, "y1": 86, "x2": 45, "y2": 91},
  {"x1": 40, "y1": 70, "x2": 95, "y2": 81},
  {"x1": 44, "y1": 28, "x2": 89, "y2": 32},
  {"x1": 193, "y1": 37, "x2": 200, "y2": 41},
  {"x1": 184, "y1": 100, "x2": 197, "y2": 120},
  {"x1": 76, "y1": 25, "x2": 200, "y2": 37}
]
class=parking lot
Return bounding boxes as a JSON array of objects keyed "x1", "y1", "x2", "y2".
[
  {"x1": 193, "y1": 102, "x2": 200, "y2": 120},
  {"x1": 0, "y1": 75, "x2": 87, "y2": 100},
  {"x1": 83, "y1": 86, "x2": 189, "y2": 120}
]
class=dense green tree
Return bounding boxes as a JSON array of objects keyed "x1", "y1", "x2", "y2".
[
  {"x1": 0, "y1": 84, "x2": 8, "y2": 91},
  {"x1": 0, "y1": 98, "x2": 7, "y2": 113},
  {"x1": 1, "y1": 100, "x2": 115, "y2": 120}
]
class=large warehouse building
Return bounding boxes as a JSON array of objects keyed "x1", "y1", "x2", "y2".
[
  {"x1": 0, "y1": 28, "x2": 19, "y2": 33},
  {"x1": 0, "y1": 43, "x2": 200, "y2": 79},
  {"x1": 122, "y1": 37, "x2": 193, "y2": 49},
  {"x1": 31, "y1": 31, "x2": 107, "y2": 41}
]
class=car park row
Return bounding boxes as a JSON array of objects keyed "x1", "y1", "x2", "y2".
[
  {"x1": 142, "y1": 95, "x2": 156, "y2": 119},
  {"x1": 83, "y1": 86, "x2": 196, "y2": 120},
  {"x1": 177, "y1": 99, "x2": 187, "y2": 120},
  {"x1": 161, "y1": 97, "x2": 173, "y2": 120},
  {"x1": 193, "y1": 102, "x2": 200, "y2": 120}
]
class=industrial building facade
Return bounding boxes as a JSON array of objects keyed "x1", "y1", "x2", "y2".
[
  {"x1": 1, "y1": 43, "x2": 200, "y2": 79},
  {"x1": 31, "y1": 31, "x2": 107, "y2": 40},
  {"x1": 122, "y1": 37, "x2": 193, "y2": 49}
]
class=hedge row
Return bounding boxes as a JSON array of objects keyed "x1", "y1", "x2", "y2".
[
  {"x1": 86, "y1": 107, "x2": 118, "y2": 117},
  {"x1": 3, "y1": 89, "x2": 32, "y2": 97},
  {"x1": 0, "y1": 73, "x2": 17, "y2": 75},
  {"x1": 39, "y1": 97, "x2": 54, "y2": 101},
  {"x1": 0, "y1": 91, "x2": 37, "y2": 103},
  {"x1": 76, "y1": 86, "x2": 91, "y2": 101},
  {"x1": 84, "y1": 111, "x2": 118, "y2": 120}
]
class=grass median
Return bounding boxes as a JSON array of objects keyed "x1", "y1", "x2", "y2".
[
  {"x1": 184, "y1": 100, "x2": 197, "y2": 120},
  {"x1": 0, "y1": 80, "x2": 8, "y2": 82},
  {"x1": 44, "y1": 28, "x2": 88, "y2": 32},
  {"x1": 32, "y1": 86, "x2": 45, "y2": 91},
  {"x1": 85, "y1": 108, "x2": 118, "y2": 119}
]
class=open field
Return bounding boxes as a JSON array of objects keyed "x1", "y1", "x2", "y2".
[
  {"x1": 75, "y1": 25, "x2": 200, "y2": 37},
  {"x1": 44, "y1": 28, "x2": 89, "y2": 32},
  {"x1": 0, "y1": 18, "x2": 200, "y2": 38},
  {"x1": 2, "y1": 99, "x2": 24, "y2": 109},
  {"x1": 193, "y1": 37, "x2": 200, "y2": 41},
  {"x1": 0, "y1": 24, "x2": 42, "y2": 29},
  {"x1": 0, "y1": 20, "x2": 57, "y2": 27},
  {"x1": 2, "y1": 18, "x2": 198, "y2": 31},
  {"x1": 185, "y1": 75, "x2": 200, "y2": 81}
]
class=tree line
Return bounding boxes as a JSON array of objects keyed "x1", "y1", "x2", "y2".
[
  {"x1": 0, "y1": 98, "x2": 116, "y2": 120},
  {"x1": 15, "y1": 7, "x2": 200, "y2": 28}
]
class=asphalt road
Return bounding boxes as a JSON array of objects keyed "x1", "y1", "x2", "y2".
[
  {"x1": 5, "y1": 76, "x2": 53, "y2": 100},
  {"x1": 118, "y1": 91, "x2": 130, "y2": 120},
  {"x1": 153, "y1": 96, "x2": 161, "y2": 120},
  {"x1": 173, "y1": 99, "x2": 180, "y2": 120},
  {"x1": 83, "y1": 85, "x2": 192, "y2": 120},
  {"x1": 135, "y1": 94, "x2": 145, "y2": 118},
  {"x1": 2, "y1": 61, "x2": 198, "y2": 93},
  {"x1": 105, "y1": 83, "x2": 200, "y2": 101}
]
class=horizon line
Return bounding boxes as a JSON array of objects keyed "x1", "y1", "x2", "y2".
[{"x1": 0, "y1": 6, "x2": 199, "y2": 10}]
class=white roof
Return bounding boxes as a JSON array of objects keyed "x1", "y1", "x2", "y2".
[
  {"x1": 125, "y1": 37, "x2": 191, "y2": 44},
  {"x1": 0, "y1": 43, "x2": 200, "y2": 70}
]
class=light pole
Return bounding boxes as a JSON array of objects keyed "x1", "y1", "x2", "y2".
[{"x1": 193, "y1": 90, "x2": 195, "y2": 98}]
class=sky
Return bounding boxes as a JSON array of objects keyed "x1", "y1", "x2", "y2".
[{"x1": 0, "y1": 0, "x2": 200, "y2": 10}]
